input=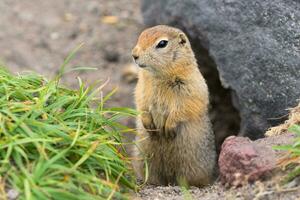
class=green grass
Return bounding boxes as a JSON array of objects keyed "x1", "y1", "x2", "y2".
[
  {"x1": 0, "y1": 66, "x2": 138, "y2": 199},
  {"x1": 273, "y1": 124, "x2": 300, "y2": 183}
]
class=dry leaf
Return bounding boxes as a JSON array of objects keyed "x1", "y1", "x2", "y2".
[
  {"x1": 101, "y1": 15, "x2": 119, "y2": 24},
  {"x1": 64, "y1": 12, "x2": 74, "y2": 22}
]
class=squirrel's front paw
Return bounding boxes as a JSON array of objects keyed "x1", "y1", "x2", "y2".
[
  {"x1": 141, "y1": 112, "x2": 158, "y2": 135},
  {"x1": 163, "y1": 120, "x2": 180, "y2": 139}
]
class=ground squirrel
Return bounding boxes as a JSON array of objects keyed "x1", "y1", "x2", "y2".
[{"x1": 132, "y1": 25, "x2": 216, "y2": 187}]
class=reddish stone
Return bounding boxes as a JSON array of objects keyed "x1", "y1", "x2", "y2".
[{"x1": 218, "y1": 136, "x2": 276, "y2": 186}]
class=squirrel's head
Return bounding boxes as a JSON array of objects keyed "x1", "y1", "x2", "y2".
[{"x1": 132, "y1": 25, "x2": 195, "y2": 75}]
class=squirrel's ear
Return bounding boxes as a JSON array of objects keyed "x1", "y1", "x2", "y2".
[{"x1": 179, "y1": 33, "x2": 187, "y2": 45}]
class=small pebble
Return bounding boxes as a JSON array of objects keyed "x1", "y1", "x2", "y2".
[
  {"x1": 103, "y1": 47, "x2": 120, "y2": 62},
  {"x1": 7, "y1": 189, "x2": 19, "y2": 200},
  {"x1": 50, "y1": 32, "x2": 59, "y2": 40}
]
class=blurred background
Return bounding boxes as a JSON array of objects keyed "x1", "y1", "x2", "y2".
[
  {"x1": 2, "y1": 0, "x2": 298, "y2": 154},
  {"x1": 1, "y1": 1, "x2": 299, "y2": 199},
  {"x1": 0, "y1": 0, "x2": 241, "y2": 148},
  {"x1": 0, "y1": 0, "x2": 143, "y2": 114}
]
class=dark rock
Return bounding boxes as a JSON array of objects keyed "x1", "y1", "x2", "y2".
[
  {"x1": 218, "y1": 134, "x2": 294, "y2": 186},
  {"x1": 141, "y1": 0, "x2": 300, "y2": 139},
  {"x1": 103, "y1": 47, "x2": 120, "y2": 62}
]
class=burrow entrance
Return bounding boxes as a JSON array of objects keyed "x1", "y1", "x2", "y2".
[{"x1": 190, "y1": 37, "x2": 241, "y2": 151}]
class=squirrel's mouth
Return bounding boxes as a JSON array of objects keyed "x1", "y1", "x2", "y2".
[
  {"x1": 138, "y1": 64, "x2": 147, "y2": 68},
  {"x1": 134, "y1": 61, "x2": 147, "y2": 68},
  {"x1": 133, "y1": 59, "x2": 147, "y2": 68}
]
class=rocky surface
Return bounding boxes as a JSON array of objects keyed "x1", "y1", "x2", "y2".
[
  {"x1": 141, "y1": 0, "x2": 300, "y2": 139},
  {"x1": 137, "y1": 180, "x2": 300, "y2": 200},
  {"x1": 219, "y1": 134, "x2": 294, "y2": 186}
]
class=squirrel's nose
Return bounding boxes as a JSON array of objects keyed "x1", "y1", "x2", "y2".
[{"x1": 132, "y1": 54, "x2": 139, "y2": 61}]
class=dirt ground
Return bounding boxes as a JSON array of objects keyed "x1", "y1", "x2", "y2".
[
  {"x1": 1, "y1": 0, "x2": 299, "y2": 199},
  {"x1": 0, "y1": 0, "x2": 142, "y2": 111},
  {"x1": 137, "y1": 179, "x2": 300, "y2": 200}
]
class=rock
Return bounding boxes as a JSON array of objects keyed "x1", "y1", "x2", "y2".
[
  {"x1": 50, "y1": 32, "x2": 59, "y2": 40},
  {"x1": 103, "y1": 46, "x2": 120, "y2": 62},
  {"x1": 63, "y1": 13, "x2": 75, "y2": 22},
  {"x1": 218, "y1": 134, "x2": 294, "y2": 186},
  {"x1": 283, "y1": 176, "x2": 300, "y2": 189},
  {"x1": 7, "y1": 189, "x2": 19, "y2": 200},
  {"x1": 141, "y1": 0, "x2": 300, "y2": 139},
  {"x1": 219, "y1": 136, "x2": 275, "y2": 186}
]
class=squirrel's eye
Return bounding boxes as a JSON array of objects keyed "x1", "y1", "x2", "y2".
[{"x1": 156, "y1": 40, "x2": 168, "y2": 48}]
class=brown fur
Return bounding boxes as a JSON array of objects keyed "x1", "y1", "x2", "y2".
[{"x1": 132, "y1": 25, "x2": 216, "y2": 187}]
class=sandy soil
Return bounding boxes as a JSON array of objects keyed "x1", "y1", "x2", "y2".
[{"x1": 137, "y1": 179, "x2": 300, "y2": 200}]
